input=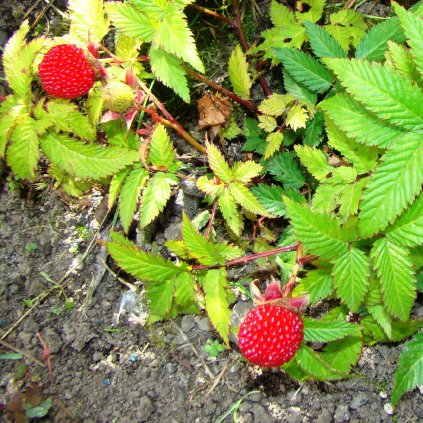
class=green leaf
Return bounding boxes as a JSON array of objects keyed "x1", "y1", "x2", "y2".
[
  {"x1": 304, "y1": 110, "x2": 324, "y2": 147},
  {"x1": 148, "y1": 124, "x2": 176, "y2": 170},
  {"x1": 324, "y1": 58, "x2": 423, "y2": 131},
  {"x1": 301, "y1": 267, "x2": 333, "y2": 303},
  {"x1": 228, "y1": 182, "x2": 268, "y2": 216},
  {"x1": 283, "y1": 70, "x2": 317, "y2": 105},
  {"x1": 391, "y1": 319, "x2": 423, "y2": 343},
  {"x1": 105, "y1": 2, "x2": 157, "y2": 42},
  {"x1": 0, "y1": 98, "x2": 26, "y2": 158},
  {"x1": 39, "y1": 133, "x2": 139, "y2": 180},
  {"x1": 202, "y1": 268, "x2": 231, "y2": 344},
  {"x1": 386, "y1": 41, "x2": 422, "y2": 85},
  {"x1": 265, "y1": 152, "x2": 305, "y2": 189},
  {"x1": 296, "y1": 344, "x2": 347, "y2": 380},
  {"x1": 174, "y1": 272, "x2": 199, "y2": 314},
  {"x1": 355, "y1": 17, "x2": 404, "y2": 61},
  {"x1": 196, "y1": 175, "x2": 224, "y2": 197},
  {"x1": 285, "y1": 104, "x2": 308, "y2": 131},
  {"x1": 386, "y1": 194, "x2": 423, "y2": 248},
  {"x1": 108, "y1": 168, "x2": 131, "y2": 209},
  {"x1": 304, "y1": 21, "x2": 347, "y2": 58},
  {"x1": 0, "y1": 353, "x2": 24, "y2": 360},
  {"x1": 273, "y1": 48, "x2": 333, "y2": 93},
  {"x1": 7, "y1": 116, "x2": 39, "y2": 179},
  {"x1": 320, "y1": 336, "x2": 362, "y2": 374},
  {"x1": 232, "y1": 160, "x2": 262, "y2": 184},
  {"x1": 218, "y1": 189, "x2": 242, "y2": 236},
  {"x1": 149, "y1": 46, "x2": 190, "y2": 102},
  {"x1": 107, "y1": 238, "x2": 187, "y2": 282},
  {"x1": 392, "y1": 333, "x2": 423, "y2": 405},
  {"x1": 147, "y1": 278, "x2": 175, "y2": 322},
  {"x1": 338, "y1": 179, "x2": 367, "y2": 221},
  {"x1": 371, "y1": 238, "x2": 416, "y2": 321},
  {"x1": 140, "y1": 172, "x2": 178, "y2": 228},
  {"x1": 294, "y1": 145, "x2": 332, "y2": 180},
  {"x1": 259, "y1": 94, "x2": 292, "y2": 116},
  {"x1": 269, "y1": 0, "x2": 295, "y2": 27},
  {"x1": 393, "y1": 3, "x2": 423, "y2": 79},
  {"x1": 332, "y1": 247, "x2": 370, "y2": 312},
  {"x1": 3, "y1": 21, "x2": 29, "y2": 80},
  {"x1": 284, "y1": 197, "x2": 348, "y2": 260},
  {"x1": 118, "y1": 166, "x2": 149, "y2": 232},
  {"x1": 206, "y1": 142, "x2": 233, "y2": 183},
  {"x1": 251, "y1": 184, "x2": 286, "y2": 217},
  {"x1": 295, "y1": 0, "x2": 324, "y2": 23},
  {"x1": 321, "y1": 93, "x2": 406, "y2": 149},
  {"x1": 367, "y1": 305, "x2": 392, "y2": 339},
  {"x1": 182, "y1": 213, "x2": 223, "y2": 265},
  {"x1": 228, "y1": 44, "x2": 252, "y2": 100},
  {"x1": 359, "y1": 134, "x2": 423, "y2": 238},
  {"x1": 303, "y1": 318, "x2": 360, "y2": 342},
  {"x1": 68, "y1": 0, "x2": 110, "y2": 43}
]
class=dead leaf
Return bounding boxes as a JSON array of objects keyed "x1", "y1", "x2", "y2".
[{"x1": 198, "y1": 93, "x2": 232, "y2": 131}]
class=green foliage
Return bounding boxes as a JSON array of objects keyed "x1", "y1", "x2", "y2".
[{"x1": 228, "y1": 45, "x2": 252, "y2": 100}]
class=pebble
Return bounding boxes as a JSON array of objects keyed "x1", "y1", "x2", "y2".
[
  {"x1": 334, "y1": 404, "x2": 350, "y2": 422},
  {"x1": 195, "y1": 316, "x2": 213, "y2": 331},
  {"x1": 379, "y1": 391, "x2": 388, "y2": 399},
  {"x1": 384, "y1": 403, "x2": 394, "y2": 415},
  {"x1": 350, "y1": 392, "x2": 368, "y2": 409},
  {"x1": 137, "y1": 396, "x2": 154, "y2": 421},
  {"x1": 92, "y1": 352, "x2": 104, "y2": 362},
  {"x1": 317, "y1": 409, "x2": 333, "y2": 423},
  {"x1": 181, "y1": 315, "x2": 196, "y2": 332}
]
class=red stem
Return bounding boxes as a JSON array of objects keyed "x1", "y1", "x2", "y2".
[
  {"x1": 205, "y1": 200, "x2": 218, "y2": 239},
  {"x1": 188, "y1": 4, "x2": 235, "y2": 27}
]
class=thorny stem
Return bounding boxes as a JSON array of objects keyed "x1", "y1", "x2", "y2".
[
  {"x1": 205, "y1": 200, "x2": 219, "y2": 239},
  {"x1": 192, "y1": 242, "x2": 300, "y2": 271}
]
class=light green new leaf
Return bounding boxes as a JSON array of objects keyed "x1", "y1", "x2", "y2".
[
  {"x1": 228, "y1": 182, "x2": 268, "y2": 216},
  {"x1": 285, "y1": 104, "x2": 308, "y2": 131},
  {"x1": 301, "y1": 267, "x2": 333, "y2": 303},
  {"x1": 269, "y1": 0, "x2": 295, "y2": 27},
  {"x1": 264, "y1": 131, "x2": 284, "y2": 159},
  {"x1": 232, "y1": 161, "x2": 262, "y2": 184},
  {"x1": 119, "y1": 166, "x2": 149, "y2": 232},
  {"x1": 218, "y1": 189, "x2": 242, "y2": 236},
  {"x1": 108, "y1": 168, "x2": 131, "y2": 209},
  {"x1": 40, "y1": 133, "x2": 139, "y2": 180},
  {"x1": 295, "y1": 0, "x2": 324, "y2": 23},
  {"x1": 392, "y1": 333, "x2": 423, "y2": 405},
  {"x1": 7, "y1": 116, "x2": 39, "y2": 179},
  {"x1": 321, "y1": 93, "x2": 406, "y2": 149},
  {"x1": 154, "y1": 3, "x2": 204, "y2": 72},
  {"x1": 68, "y1": 0, "x2": 109, "y2": 43},
  {"x1": 149, "y1": 124, "x2": 175, "y2": 170},
  {"x1": 2, "y1": 21, "x2": 29, "y2": 77},
  {"x1": 312, "y1": 183, "x2": 342, "y2": 214},
  {"x1": 196, "y1": 175, "x2": 224, "y2": 197},
  {"x1": 359, "y1": 134, "x2": 423, "y2": 238},
  {"x1": 320, "y1": 336, "x2": 362, "y2": 374},
  {"x1": 258, "y1": 114, "x2": 278, "y2": 133},
  {"x1": 265, "y1": 152, "x2": 305, "y2": 189},
  {"x1": 386, "y1": 194, "x2": 423, "y2": 248},
  {"x1": 371, "y1": 238, "x2": 416, "y2": 321},
  {"x1": 355, "y1": 17, "x2": 404, "y2": 61},
  {"x1": 304, "y1": 318, "x2": 360, "y2": 342},
  {"x1": 149, "y1": 46, "x2": 190, "y2": 102},
  {"x1": 228, "y1": 44, "x2": 252, "y2": 100},
  {"x1": 332, "y1": 247, "x2": 370, "y2": 312},
  {"x1": 147, "y1": 278, "x2": 175, "y2": 322},
  {"x1": 202, "y1": 269, "x2": 231, "y2": 345},
  {"x1": 295, "y1": 145, "x2": 333, "y2": 180},
  {"x1": 174, "y1": 272, "x2": 198, "y2": 313},
  {"x1": 259, "y1": 94, "x2": 291, "y2": 116},
  {"x1": 273, "y1": 48, "x2": 333, "y2": 93},
  {"x1": 284, "y1": 197, "x2": 348, "y2": 260},
  {"x1": 140, "y1": 172, "x2": 178, "y2": 228},
  {"x1": 105, "y1": 2, "x2": 157, "y2": 42},
  {"x1": 324, "y1": 58, "x2": 423, "y2": 131},
  {"x1": 206, "y1": 142, "x2": 233, "y2": 183},
  {"x1": 107, "y1": 239, "x2": 188, "y2": 283},
  {"x1": 0, "y1": 97, "x2": 26, "y2": 157},
  {"x1": 304, "y1": 21, "x2": 347, "y2": 58},
  {"x1": 393, "y1": 3, "x2": 423, "y2": 79}
]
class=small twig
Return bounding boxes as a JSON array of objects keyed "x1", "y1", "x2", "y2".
[
  {"x1": 0, "y1": 339, "x2": 44, "y2": 367},
  {"x1": 188, "y1": 4, "x2": 235, "y2": 27},
  {"x1": 204, "y1": 200, "x2": 218, "y2": 239},
  {"x1": 204, "y1": 358, "x2": 234, "y2": 399}
]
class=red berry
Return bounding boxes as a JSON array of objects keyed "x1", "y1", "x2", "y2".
[
  {"x1": 238, "y1": 304, "x2": 303, "y2": 368},
  {"x1": 38, "y1": 44, "x2": 95, "y2": 99}
]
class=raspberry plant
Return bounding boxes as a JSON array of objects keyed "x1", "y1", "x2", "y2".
[{"x1": 0, "y1": 0, "x2": 422, "y2": 406}]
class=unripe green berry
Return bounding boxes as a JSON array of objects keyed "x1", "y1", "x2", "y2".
[{"x1": 102, "y1": 81, "x2": 135, "y2": 113}]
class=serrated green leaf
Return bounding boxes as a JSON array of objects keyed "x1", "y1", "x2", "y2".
[
  {"x1": 206, "y1": 142, "x2": 233, "y2": 183},
  {"x1": 386, "y1": 194, "x2": 423, "y2": 248},
  {"x1": 68, "y1": 0, "x2": 109, "y2": 43},
  {"x1": 264, "y1": 131, "x2": 284, "y2": 159},
  {"x1": 149, "y1": 124, "x2": 176, "y2": 170},
  {"x1": 304, "y1": 110, "x2": 324, "y2": 147},
  {"x1": 269, "y1": 0, "x2": 295, "y2": 27},
  {"x1": 296, "y1": 344, "x2": 347, "y2": 380},
  {"x1": 196, "y1": 175, "x2": 224, "y2": 197},
  {"x1": 140, "y1": 172, "x2": 178, "y2": 228},
  {"x1": 284, "y1": 197, "x2": 348, "y2": 260},
  {"x1": 391, "y1": 319, "x2": 423, "y2": 343},
  {"x1": 321, "y1": 93, "x2": 406, "y2": 149},
  {"x1": 258, "y1": 114, "x2": 278, "y2": 133},
  {"x1": 3, "y1": 21, "x2": 29, "y2": 79},
  {"x1": 295, "y1": 0, "x2": 324, "y2": 23},
  {"x1": 355, "y1": 17, "x2": 404, "y2": 61},
  {"x1": 251, "y1": 184, "x2": 286, "y2": 217},
  {"x1": 304, "y1": 318, "x2": 360, "y2": 342},
  {"x1": 367, "y1": 305, "x2": 392, "y2": 339},
  {"x1": 304, "y1": 21, "x2": 347, "y2": 59},
  {"x1": 294, "y1": 145, "x2": 332, "y2": 180},
  {"x1": 115, "y1": 33, "x2": 142, "y2": 59},
  {"x1": 386, "y1": 41, "x2": 422, "y2": 85},
  {"x1": 259, "y1": 94, "x2": 291, "y2": 116},
  {"x1": 221, "y1": 118, "x2": 242, "y2": 140},
  {"x1": 332, "y1": 247, "x2": 370, "y2": 312},
  {"x1": 273, "y1": 48, "x2": 333, "y2": 94},
  {"x1": 86, "y1": 88, "x2": 104, "y2": 126},
  {"x1": 312, "y1": 183, "x2": 342, "y2": 214},
  {"x1": 147, "y1": 278, "x2": 175, "y2": 322},
  {"x1": 359, "y1": 134, "x2": 423, "y2": 238},
  {"x1": 232, "y1": 160, "x2": 262, "y2": 184},
  {"x1": 285, "y1": 104, "x2": 308, "y2": 131},
  {"x1": 40, "y1": 133, "x2": 139, "y2": 180},
  {"x1": 174, "y1": 272, "x2": 199, "y2": 314},
  {"x1": 108, "y1": 168, "x2": 131, "y2": 209},
  {"x1": 7, "y1": 116, "x2": 39, "y2": 179},
  {"x1": 105, "y1": 2, "x2": 157, "y2": 42},
  {"x1": 119, "y1": 166, "x2": 149, "y2": 232},
  {"x1": 320, "y1": 336, "x2": 362, "y2": 374},
  {"x1": 392, "y1": 333, "x2": 423, "y2": 405},
  {"x1": 0, "y1": 114, "x2": 17, "y2": 158},
  {"x1": 301, "y1": 267, "x2": 333, "y2": 303},
  {"x1": 149, "y1": 46, "x2": 190, "y2": 102},
  {"x1": 228, "y1": 44, "x2": 252, "y2": 100},
  {"x1": 218, "y1": 189, "x2": 242, "y2": 236},
  {"x1": 324, "y1": 58, "x2": 423, "y2": 131},
  {"x1": 371, "y1": 238, "x2": 416, "y2": 321},
  {"x1": 228, "y1": 182, "x2": 268, "y2": 216},
  {"x1": 107, "y1": 239, "x2": 188, "y2": 282},
  {"x1": 265, "y1": 152, "x2": 305, "y2": 189},
  {"x1": 338, "y1": 179, "x2": 367, "y2": 221},
  {"x1": 283, "y1": 70, "x2": 317, "y2": 105},
  {"x1": 214, "y1": 242, "x2": 244, "y2": 261},
  {"x1": 202, "y1": 268, "x2": 230, "y2": 344},
  {"x1": 393, "y1": 3, "x2": 423, "y2": 79}
]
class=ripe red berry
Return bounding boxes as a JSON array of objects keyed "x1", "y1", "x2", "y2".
[
  {"x1": 38, "y1": 44, "x2": 95, "y2": 99},
  {"x1": 238, "y1": 304, "x2": 304, "y2": 368}
]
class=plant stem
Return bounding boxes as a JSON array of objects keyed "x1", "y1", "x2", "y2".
[
  {"x1": 192, "y1": 242, "x2": 300, "y2": 271},
  {"x1": 188, "y1": 4, "x2": 235, "y2": 27},
  {"x1": 205, "y1": 200, "x2": 218, "y2": 239}
]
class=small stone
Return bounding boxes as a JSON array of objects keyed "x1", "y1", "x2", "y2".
[
  {"x1": 317, "y1": 409, "x2": 333, "y2": 423},
  {"x1": 379, "y1": 391, "x2": 388, "y2": 399},
  {"x1": 181, "y1": 315, "x2": 196, "y2": 332},
  {"x1": 334, "y1": 404, "x2": 350, "y2": 422},
  {"x1": 286, "y1": 406, "x2": 302, "y2": 423},
  {"x1": 137, "y1": 396, "x2": 154, "y2": 421},
  {"x1": 350, "y1": 392, "x2": 368, "y2": 410},
  {"x1": 92, "y1": 352, "x2": 104, "y2": 362},
  {"x1": 195, "y1": 316, "x2": 213, "y2": 331},
  {"x1": 251, "y1": 404, "x2": 273, "y2": 423},
  {"x1": 43, "y1": 328, "x2": 63, "y2": 354},
  {"x1": 384, "y1": 403, "x2": 394, "y2": 415}
]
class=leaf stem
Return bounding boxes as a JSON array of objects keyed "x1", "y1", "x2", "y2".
[
  {"x1": 205, "y1": 200, "x2": 219, "y2": 239},
  {"x1": 188, "y1": 4, "x2": 235, "y2": 27}
]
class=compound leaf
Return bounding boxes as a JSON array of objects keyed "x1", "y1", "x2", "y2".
[
  {"x1": 228, "y1": 182, "x2": 268, "y2": 216},
  {"x1": 147, "y1": 278, "x2": 175, "y2": 322},
  {"x1": 228, "y1": 44, "x2": 252, "y2": 100},
  {"x1": 304, "y1": 318, "x2": 360, "y2": 342},
  {"x1": 206, "y1": 142, "x2": 233, "y2": 183},
  {"x1": 232, "y1": 160, "x2": 263, "y2": 184}
]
